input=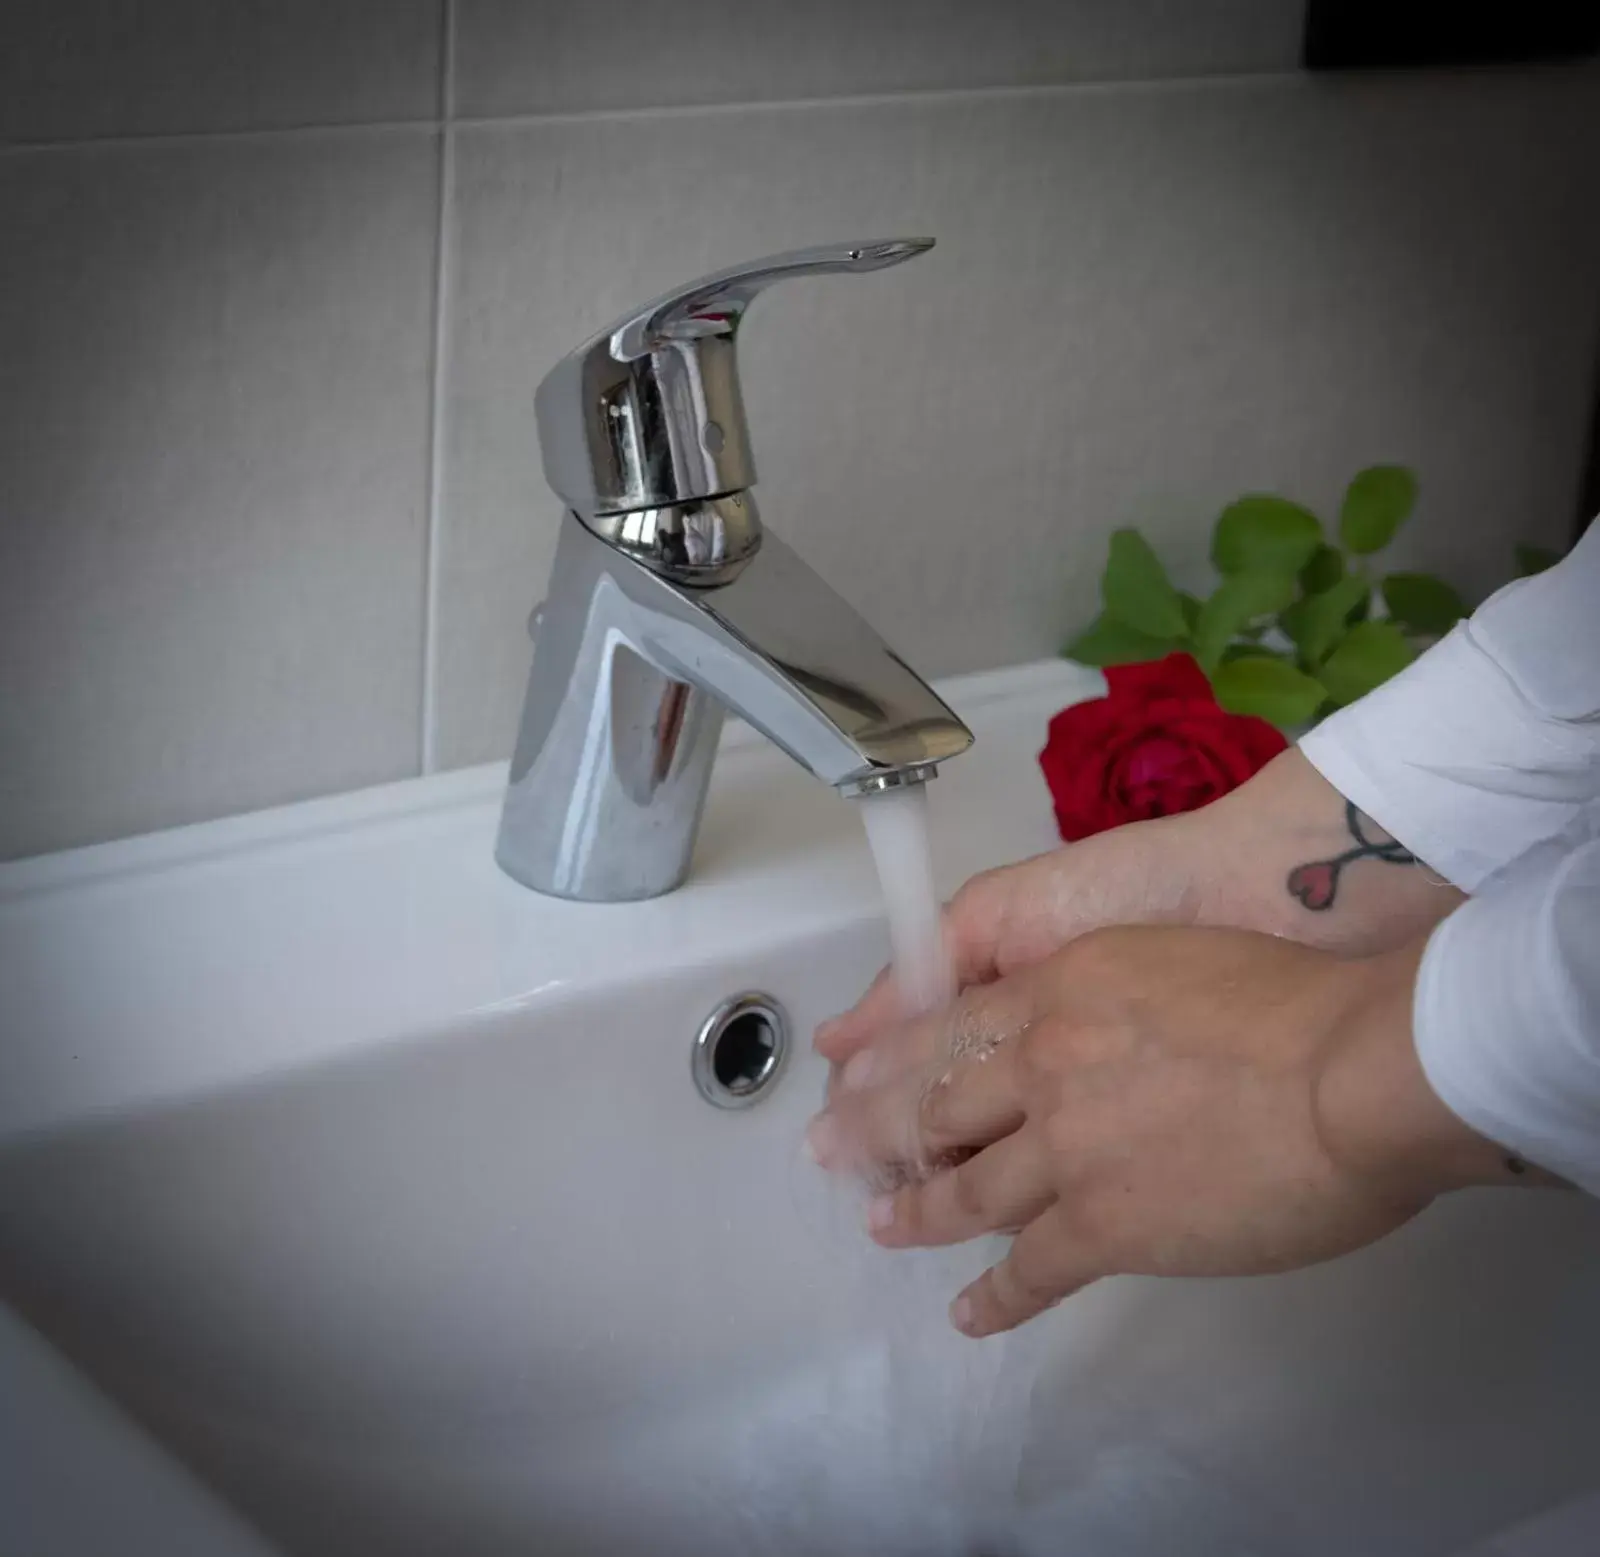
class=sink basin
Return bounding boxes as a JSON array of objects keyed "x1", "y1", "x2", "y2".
[{"x1": 3, "y1": 659, "x2": 1598, "y2": 1556}]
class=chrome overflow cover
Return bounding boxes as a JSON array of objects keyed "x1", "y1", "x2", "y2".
[{"x1": 692, "y1": 993, "x2": 790, "y2": 1108}]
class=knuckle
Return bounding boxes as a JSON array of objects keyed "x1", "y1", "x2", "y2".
[
  {"x1": 997, "y1": 1256, "x2": 1053, "y2": 1311},
  {"x1": 945, "y1": 877, "x2": 981, "y2": 929},
  {"x1": 1014, "y1": 1020, "x2": 1053, "y2": 1072},
  {"x1": 951, "y1": 1161, "x2": 987, "y2": 1221},
  {"x1": 1062, "y1": 1191, "x2": 1107, "y2": 1248},
  {"x1": 891, "y1": 1186, "x2": 924, "y2": 1238},
  {"x1": 1042, "y1": 1100, "x2": 1078, "y2": 1157},
  {"x1": 1062, "y1": 1187, "x2": 1123, "y2": 1257},
  {"x1": 1012, "y1": 1020, "x2": 1069, "y2": 1094},
  {"x1": 1057, "y1": 925, "x2": 1131, "y2": 983},
  {"x1": 950, "y1": 866, "x2": 1001, "y2": 922},
  {"x1": 917, "y1": 1068, "x2": 955, "y2": 1140}
]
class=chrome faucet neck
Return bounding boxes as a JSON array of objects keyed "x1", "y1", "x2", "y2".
[{"x1": 578, "y1": 491, "x2": 761, "y2": 586}]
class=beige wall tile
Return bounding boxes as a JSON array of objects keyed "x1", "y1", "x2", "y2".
[
  {"x1": 434, "y1": 68, "x2": 1600, "y2": 769},
  {"x1": 0, "y1": 133, "x2": 440, "y2": 858},
  {"x1": 453, "y1": 0, "x2": 1306, "y2": 117},
  {"x1": 0, "y1": 1, "x2": 442, "y2": 144}
]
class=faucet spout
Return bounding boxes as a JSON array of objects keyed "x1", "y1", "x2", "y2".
[
  {"x1": 653, "y1": 527, "x2": 970, "y2": 789},
  {"x1": 495, "y1": 513, "x2": 972, "y2": 901}
]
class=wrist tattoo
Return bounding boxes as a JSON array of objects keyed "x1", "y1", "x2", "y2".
[{"x1": 1286, "y1": 801, "x2": 1416, "y2": 912}]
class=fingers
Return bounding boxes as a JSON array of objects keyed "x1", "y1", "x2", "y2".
[
  {"x1": 808, "y1": 1040, "x2": 1027, "y2": 1177},
  {"x1": 817, "y1": 831, "x2": 1200, "y2": 1066},
  {"x1": 814, "y1": 865, "x2": 1022, "y2": 1063},
  {"x1": 867, "y1": 1130, "x2": 1054, "y2": 1249},
  {"x1": 834, "y1": 970, "x2": 1040, "y2": 1104},
  {"x1": 950, "y1": 1205, "x2": 1104, "y2": 1338},
  {"x1": 814, "y1": 965, "x2": 898, "y2": 1063}
]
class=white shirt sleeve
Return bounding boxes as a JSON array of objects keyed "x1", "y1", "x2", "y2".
[
  {"x1": 1297, "y1": 521, "x2": 1600, "y2": 892},
  {"x1": 1297, "y1": 522, "x2": 1600, "y2": 1190},
  {"x1": 1414, "y1": 827, "x2": 1600, "y2": 1194}
]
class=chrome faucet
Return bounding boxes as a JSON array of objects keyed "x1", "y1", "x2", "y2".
[{"x1": 496, "y1": 239, "x2": 974, "y2": 901}]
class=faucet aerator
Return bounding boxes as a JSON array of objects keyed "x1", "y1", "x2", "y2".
[{"x1": 837, "y1": 764, "x2": 942, "y2": 799}]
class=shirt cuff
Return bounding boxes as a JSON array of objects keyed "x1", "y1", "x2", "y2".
[
  {"x1": 1413, "y1": 839, "x2": 1600, "y2": 1196},
  {"x1": 1298, "y1": 624, "x2": 1599, "y2": 892}
]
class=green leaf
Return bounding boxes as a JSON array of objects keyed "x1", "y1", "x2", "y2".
[
  {"x1": 1212, "y1": 495, "x2": 1323, "y2": 577},
  {"x1": 1178, "y1": 591, "x2": 1203, "y2": 635},
  {"x1": 1381, "y1": 572, "x2": 1467, "y2": 635},
  {"x1": 1515, "y1": 543, "x2": 1562, "y2": 578},
  {"x1": 1319, "y1": 620, "x2": 1415, "y2": 705},
  {"x1": 1210, "y1": 657, "x2": 1327, "y2": 728},
  {"x1": 1299, "y1": 543, "x2": 1345, "y2": 594},
  {"x1": 1193, "y1": 571, "x2": 1297, "y2": 669},
  {"x1": 1280, "y1": 575, "x2": 1370, "y2": 666},
  {"x1": 1063, "y1": 613, "x2": 1183, "y2": 667},
  {"x1": 1221, "y1": 643, "x2": 1291, "y2": 665},
  {"x1": 1339, "y1": 465, "x2": 1417, "y2": 554},
  {"x1": 1101, "y1": 529, "x2": 1188, "y2": 639}
]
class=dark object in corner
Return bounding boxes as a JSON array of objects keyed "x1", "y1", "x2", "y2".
[{"x1": 1304, "y1": 1, "x2": 1600, "y2": 71}]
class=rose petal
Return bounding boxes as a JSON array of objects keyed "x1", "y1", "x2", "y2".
[
  {"x1": 1038, "y1": 654, "x2": 1287, "y2": 842},
  {"x1": 1105, "y1": 652, "x2": 1213, "y2": 706}
]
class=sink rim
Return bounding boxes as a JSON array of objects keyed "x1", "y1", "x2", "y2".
[{"x1": 0, "y1": 658, "x2": 1098, "y2": 1145}]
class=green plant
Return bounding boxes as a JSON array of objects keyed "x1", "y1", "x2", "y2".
[{"x1": 1065, "y1": 466, "x2": 1474, "y2": 728}]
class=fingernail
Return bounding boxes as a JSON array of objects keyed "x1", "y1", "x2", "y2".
[
  {"x1": 839, "y1": 1049, "x2": 877, "y2": 1091},
  {"x1": 805, "y1": 1113, "x2": 839, "y2": 1166},
  {"x1": 865, "y1": 1194, "x2": 895, "y2": 1233},
  {"x1": 949, "y1": 1295, "x2": 975, "y2": 1334}
]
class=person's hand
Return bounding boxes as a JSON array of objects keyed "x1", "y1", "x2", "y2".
[
  {"x1": 816, "y1": 748, "x2": 1464, "y2": 1091},
  {"x1": 816, "y1": 813, "x2": 1201, "y2": 1085},
  {"x1": 807, "y1": 925, "x2": 1525, "y2": 1338}
]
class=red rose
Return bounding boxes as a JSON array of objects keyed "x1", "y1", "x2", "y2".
[{"x1": 1039, "y1": 654, "x2": 1287, "y2": 842}]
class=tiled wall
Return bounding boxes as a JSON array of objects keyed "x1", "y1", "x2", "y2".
[{"x1": 3, "y1": 3, "x2": 1597, "y2": 859}]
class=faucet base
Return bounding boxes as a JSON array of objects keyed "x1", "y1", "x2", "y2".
[
  {"x1": 495, "y1": 508, "x2": 973, "y2": 901},
  {"x1": 496, "y1": 517, "x2": 725, "y2": 901}
]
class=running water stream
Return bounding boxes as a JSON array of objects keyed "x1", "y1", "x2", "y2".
[
  {"x1": 836, "y1": 781, "x2": 1042, "y2": 1547},
  {"x1": 856, "y1": 783, "x2": 955, "y2": 1019}
]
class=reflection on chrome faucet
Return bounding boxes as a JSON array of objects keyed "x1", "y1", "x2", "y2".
[{"x1": 497, "y1": 241, "x2": 974, "y2": 902}]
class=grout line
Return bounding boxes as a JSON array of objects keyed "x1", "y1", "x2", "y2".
[
  {"x1": 7, "y1": 54, "x2": 1596, "y2": 158},
  {"x1": 0, "y1": 64, "x2": 1319, "y2": 159},
  {"x1": 443, "y1": 65, "x2": 1312, "y2": 130},
  {"x1": 419, "y1": 0, "x2": 457, "y2": 776},
  {"x1": 0, "y1": 116, "x2": 440, "y2": 156}
]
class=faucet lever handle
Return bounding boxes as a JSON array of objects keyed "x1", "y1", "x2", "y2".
[
  {"x1": 534, "y1": 238, "x2": 934, "y2": 521},
  {"x1": 609, "y1": 238, "x2": 933, "y2": 360}
]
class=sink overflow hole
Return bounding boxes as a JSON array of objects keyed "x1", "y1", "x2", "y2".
[{"x1": 693, "y1": 994, "x2": 790, "y2": 1109}]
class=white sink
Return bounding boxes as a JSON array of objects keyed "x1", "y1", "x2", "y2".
[{"x1": 3, "y1": 659, "x2": 1598, "y2": 1557}]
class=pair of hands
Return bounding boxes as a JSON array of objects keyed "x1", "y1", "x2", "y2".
[{"x1": 807, "y1": 752, "x2": 1517, "y2": 1337}]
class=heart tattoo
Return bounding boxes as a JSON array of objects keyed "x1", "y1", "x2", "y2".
[{"x1": 1286, "y1": 801, "x2": 1416, "y2": 912}]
